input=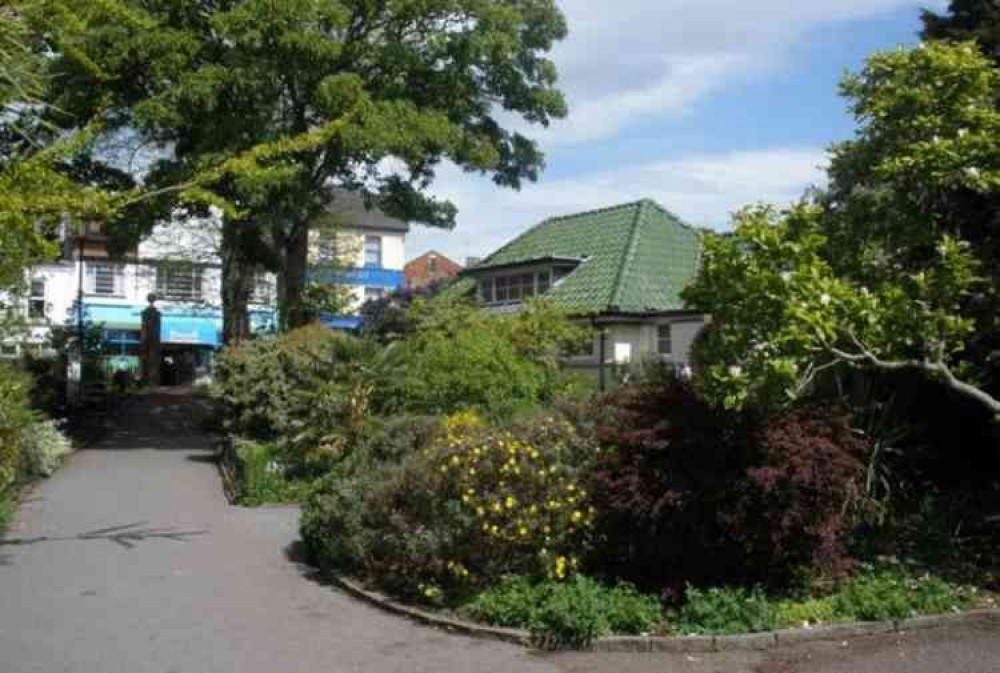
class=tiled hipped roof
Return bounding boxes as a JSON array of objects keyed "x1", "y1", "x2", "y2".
[{"x1": 462, "y1": 199, "x2": 701, "y2": 315}]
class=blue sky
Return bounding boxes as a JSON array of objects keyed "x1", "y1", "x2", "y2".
[{"x1": 409, "y1": 0, "x2": 947, "y2": 263}]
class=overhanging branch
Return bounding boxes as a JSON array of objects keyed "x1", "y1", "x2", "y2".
[{"x1": 828, "y1": 335, "x2": 1000, "y2": 419}]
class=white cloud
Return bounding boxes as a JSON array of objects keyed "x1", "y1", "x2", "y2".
[
  {"x1": 408, "y1": 147, "x2": 827, "y2": 262},
  {"x1": 523, "y1": 0, "x2": 946, "y2": 146}
]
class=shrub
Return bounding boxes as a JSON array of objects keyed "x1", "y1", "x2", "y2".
[
  {"x1": 528, "y1": 576, "x2": 612, "y2": 648},
  {"x1": 19, "y1": 420, "x2": 72, "y2": 478},
  {"x1": 229, "y1": 439, "x2": 315, "y2": 506},
  {"x1": 0, "y1": 364, "x2": 35, "y2": 492},
  {"x1": 300, "y1": 412, "x2": 596, "y2": 599},
  {"x1": 589, "y1": 374, "x2": 871, "y2": 593},
  {"x1": 0, "y1": 490, "x2": 13, "y2": 533},
  {"x1": 588, "y1": 374, "x2": 755, "y2": 594},
  {"x1": 773, "y1": 597, "x2": 837, "y2": 629},
  {"x1": 832, "y1": 566, "x2": 973, "y2": 621},
  {"x1": 381, "y1": 299, "x2": 589, "y2": 421},
  {"x1": 465, "y1": 575, "x2": 540, "y2": 628},
  {"x1": 676, "y1": 585, "x2": 777, "y2": 635},
  {"x1": 214, "y1": 325, "x2": 381, "y2": 475},
  {"x1": 724, "y1": 405, "x2": 870, "y2": 584},
  {"x1": 468, "y1": 575, "x2": 662, "y2": 647}
]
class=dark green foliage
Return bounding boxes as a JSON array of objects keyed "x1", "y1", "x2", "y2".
[
  {"x1": 468, "y1": 575, "x2": 663, "y2": 647},
  {"x1": 0, "y1": 363, "x2": 36, "y2": 492},
  {"x1": 228, "y1": 439, "x2": 314, "y2": 507},
  {"x1": 832, "y1": 566, "x2": 974, "y2": 622},
  {"x1": 676, "y1": 585, "x2": 777, "y2": 635},
  {"x1": 47, "y1": 0, "x2": 569, "y2": 333},
  {"x1": 0, "y1": 489, "x2": 14, "y2": 533},
  {"x1": 299, "y1": 411, "x2": 596, "y2": 600},
  {"x1": 213, "y1": 324, "x2": 380, "y2": 474},
  {"x1": 923, "y1": 1, "x2": 1000, "y2": 62},
  {"x1": 379, "y1": 299, "x2": 589, "y2": 421}
]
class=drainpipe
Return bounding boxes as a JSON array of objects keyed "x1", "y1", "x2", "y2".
[{"x1": 598, "y1": 323, "x2": 607, "y2": 393}]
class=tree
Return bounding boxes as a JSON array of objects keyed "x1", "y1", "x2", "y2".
[
  {"x1": 923, "y1": 1, "x2": 1000, "y2": 61},
  {"x1": 46, "y1": 0, "x2": 569, "y2": 341},
  {"x1": 0, "y1": 1, "x2": 122, "y2": 294},
  {"x1": 684, "y1": 42, "x2": 1000, "y2": 422}
]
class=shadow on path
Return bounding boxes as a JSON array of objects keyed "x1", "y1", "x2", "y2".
[{"x1": 0, "y1": 521, "x2": 209, "y2": 551}]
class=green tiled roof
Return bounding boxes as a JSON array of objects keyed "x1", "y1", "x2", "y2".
[{"x1": 459, "y1": 199, "x2": 702, "y2": 315}]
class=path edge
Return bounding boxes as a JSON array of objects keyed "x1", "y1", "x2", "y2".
[{"x1": 332, "y1": 575, "x2": 1000, "y2": 653}]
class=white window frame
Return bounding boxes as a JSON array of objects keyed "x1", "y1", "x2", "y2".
[
  {"x1": 479, "y1": 269, "x2": 555, "y2": 306},
  {"x1": 364, "y1": 235, "x2": 382, "y2": 268},
  {"x1": 657, "y1": 324, "x2": 674, "y2": 358},
  {"x1": 28, "y1": 278, "x2": 47, "y2": 320},
  {"x1": 156, "y1": 264, "x2": 203, "y2": 302},
  {"x1": 250, "y1": 272, "x2": 274, "y2": 305},
  {"x1": 85, "y1": 262, "x2": 125, "y2": 297}
]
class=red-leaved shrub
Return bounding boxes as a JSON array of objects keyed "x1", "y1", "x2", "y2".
[
  {"x1": 725, "y1": 406, "x2": 869, "y2": 584},
  {"x1": 588, "y1": 374, "x2": 870, "y2": 596}
]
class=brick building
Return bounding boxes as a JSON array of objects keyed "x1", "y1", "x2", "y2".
[{"x1": 404, "y1": 250, "x2": 463, "y2": 289}]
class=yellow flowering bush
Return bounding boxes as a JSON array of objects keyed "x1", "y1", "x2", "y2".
[
  {"x1": 301, "y1": 411, "x2": 598, "y2": 601},
  {"x1": 430, "y1": 412, "x2": 595, "y2": 585}
]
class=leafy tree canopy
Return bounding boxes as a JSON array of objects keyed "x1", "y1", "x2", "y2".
[
  {"x1": 684, "y1": 42, "x2": 1000, "y2": 420},
  {"x1": 44, "y1": 0, "x2": 569, "y2": 330}
]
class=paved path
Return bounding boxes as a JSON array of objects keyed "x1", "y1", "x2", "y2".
[
  {"x1": 0, "y1": 389, "x2": 558, "y2": 673},
  {"x1": 2, "y1": 389, "x2": 997, "y2": 673}
]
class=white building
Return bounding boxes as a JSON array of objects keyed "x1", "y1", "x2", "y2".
[{"x1": 2, "y1": 195, "x2": 409, "y2": 381}]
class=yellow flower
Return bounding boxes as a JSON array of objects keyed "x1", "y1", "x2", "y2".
[
  {"x1": 492, "y1": 501, "x2": 503, "y2": 513},
  {"x1": 505, "y1": 496, "x2": 516, "y2": 509},
  {"x1": 519, "y1": 526, "x2": 528, "y2": 536},
  {"x1": 571, "y1": 510, "x2": 583, "y2": 523}
]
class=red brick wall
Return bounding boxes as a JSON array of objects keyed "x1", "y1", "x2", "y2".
[{"x1": 405, "y1": 252, "x2": 463, "y2": 288}]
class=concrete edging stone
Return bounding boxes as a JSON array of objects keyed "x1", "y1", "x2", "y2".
[{"x1": 331, "y1": 575, "x2": 1000, "y2": 653}]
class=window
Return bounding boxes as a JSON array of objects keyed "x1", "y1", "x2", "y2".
[
  {"x1": 156, "y1": 264, "x2": 203, "y2": 301},
  {"x1": 317, "y1": 234, "x2": 337, "y2": 264},
  {"x1": 28, "y1": 278, "x2": 46, "y2": 320},
  {"x1": 480, "y1": 279, "x2": 494, "y2": 303},
  {"x1": 428, "y1": 255, "x2": 438, "y2": 272},
  {"x1": 537, "y1": 271, "x2": 551, "y2": 295},
  {"x1": 657, "y1": 324, "x2": 673, "y2": 357},
  {"x1": 364, "y1": 236, "x2": 382, "y2": 268},
  {"x1": 481, "y1": 270, "x2": 554, "y2": 305},
  {"x1": 364, "y1": 286, "x2": 386, "y2": 303},
  {"x1": 251, "y1": 273, "x2": 274, "y2": 304},
  {"x1": 0, "y1": 343, "x2": 18, "y2": 358},
  {"x1": 86, "y1": 263, "x2": 124, "y2": 296}
]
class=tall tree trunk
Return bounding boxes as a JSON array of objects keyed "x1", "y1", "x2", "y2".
[
  {"x1": 221, "y1": 219, "x2": 254, "y2": 345},
  {"x1": 278, "y1": 222, "x2": 310, "y2": 331}
]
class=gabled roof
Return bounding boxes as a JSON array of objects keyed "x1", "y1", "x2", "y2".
[
  {"x1": 322, "y1": 189, "x2": 410, "y2": 233},
  {"x1": 461, "y1": 199, "x2": 702, "y2": 314}
]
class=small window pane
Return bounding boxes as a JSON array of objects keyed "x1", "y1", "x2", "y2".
[
  {"x1": 88, "y1": 264, "x2": 122, "y2": 296},
  {"x1": 495, "y1": 276, "x2": 510, "y2": 302},
  {"x1": 480, "y1": 280, "x2": 494, "y2": 303},
  {"x1": 657, "y1": 325, "x2": 673, "y2": 356},
  {"x1": 537, "y1": 271, "x2": 551, "y2": 295},
  {"x1": 364, "y1": 236, "x2": 382, "y2": 267},
  {"x1": 364, "y1": 287, "x2": 386, "y2": 303},
  {"x1": 28, "y1": 279, "x2": 46, "y2": 319}
]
